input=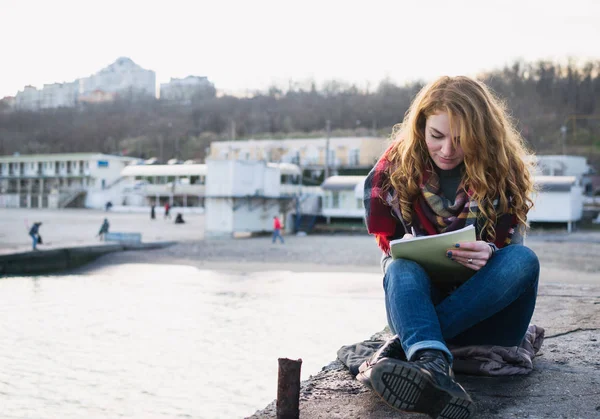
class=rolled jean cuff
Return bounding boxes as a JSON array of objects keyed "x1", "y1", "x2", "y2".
[{"x1": 406, "y1": 340, "x2": 453, "y2": 363}]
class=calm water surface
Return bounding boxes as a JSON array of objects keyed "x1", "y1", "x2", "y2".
[{"x1": 0, "y1": 264, "x2": 385, "y2": 419}]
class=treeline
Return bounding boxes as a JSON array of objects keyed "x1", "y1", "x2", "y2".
[{"x1": 1, "y1": 59, "x2": 599, "y2": 165}]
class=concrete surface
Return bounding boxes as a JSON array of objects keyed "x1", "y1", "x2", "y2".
[
  {"x1": 0, "y1": 242, "x2": 175, "y2": 275},
  {"x1": 249, "y1": 285, "x2": 600, "y2": 419},
  {"x1": 0, "y1": 208, "x2": 204, "y2": 255}
]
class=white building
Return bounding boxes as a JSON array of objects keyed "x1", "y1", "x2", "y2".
[
  {"x1": 118, "y1": 161, "x2": 301, "y2": 210},
  {"x1": 320, "y1": 176, "x2": 365, "y2": 221},
  {"x1": 15, "y1": 86, "x2": 41, "y2": 111},
  {"x1": 40, "y1": 81, "x2": 79, "y2": 109},
  {"x1": 10, "y1": 58, "x2": 156, "y2": 112},
  {"x1": 317, "y1": 171, "x2": 585, "y2": 232},
  {"x1": 527, "y1": 176, "x2": 584, "y2": 232},
  {"x1": 80, "y1": 57, "x2": 156, "y2": 97},
  {"x1": 0, "y1": 153, "x2": 138, "y2": 209},
  {"x1": 120, "y1": 163, "x2": 208, "y2": 208},
  {"x1": 160, "y1": 76, "x2": 214, "y2": 102},
  {"x1": 204, "y1": 160, "x2": 302, "y2": 237},
  {"x1": 533, "y1": 155, "x2": 595, "y2": 195}
]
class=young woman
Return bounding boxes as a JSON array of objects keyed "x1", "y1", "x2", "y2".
[{"x1": 360, "y1": 76, "x2": 540, "y2": 419}]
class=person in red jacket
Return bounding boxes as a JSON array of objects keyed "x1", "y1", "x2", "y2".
[{"x1": 272, "y1": 216, "x2": 284, "y2": 244}]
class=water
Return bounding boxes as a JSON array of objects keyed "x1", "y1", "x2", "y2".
[{"x1": 0, "y1": 264, "x2": 385, "y2": 419}]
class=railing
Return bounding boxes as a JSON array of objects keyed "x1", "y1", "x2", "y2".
[
  {"x1": 104, "y1": 176, "x2": 127, "y2": 190},
  {"x1": 280, "y1": 184, "x2": 302, "y2": 196},
  {"x1": 137, "y1": 183, "x2": 206, "y2": 196},
  {"x1": 300, "y1": 186, "x2": 323, "y2": 195},
  {"x1": 59, "y1": 189, "x2": 86, "y2": 208}
]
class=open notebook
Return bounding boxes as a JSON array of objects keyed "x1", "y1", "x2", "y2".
[{"x1": 390, "y1": 224, "x2": 476, "y2": 283}]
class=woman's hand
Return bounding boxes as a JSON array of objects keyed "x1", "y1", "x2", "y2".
[{"x1": 447, "y1": 240, "x2": 492, "y2": 271}]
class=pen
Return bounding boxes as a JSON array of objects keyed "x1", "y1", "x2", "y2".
[{"x1": 411, "y1": 227, "x2": 417, "y2": 237}]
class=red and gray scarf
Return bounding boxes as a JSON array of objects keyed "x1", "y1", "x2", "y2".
[{"x1": 363, "y1": 146, "x2": 517, "y2": 254}]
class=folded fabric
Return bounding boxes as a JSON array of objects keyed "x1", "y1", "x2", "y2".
[{"x1": 338, "y1": 324, "x2": 545, "y2": 377}]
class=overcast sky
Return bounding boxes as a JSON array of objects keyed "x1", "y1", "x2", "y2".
[{"x1": 2, "y1": 0, "x2": 599, "y2": 98}]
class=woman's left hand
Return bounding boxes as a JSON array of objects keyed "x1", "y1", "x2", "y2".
[{"x1": 447, "y1": 240, "x2": 492, "y2": 271}]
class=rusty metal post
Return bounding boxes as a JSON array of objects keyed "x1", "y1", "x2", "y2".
[{"x1": 276, "y1": 357, "x2": 302, "y2": 419}]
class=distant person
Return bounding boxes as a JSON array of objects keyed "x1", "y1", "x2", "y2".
[
  {"x1": 164, "y1": 202, "x2": 171, "y2": 219},
  {"x1": 150, "y1": 204, "x2": 156, "y2": 220},
  {"x1": 272, "y1": 216, "x2": 284, "y2": 244},
  {"x1": 105, "y1": 201, "x2": 113, "y2": 212},
  {"x1": 28, "y1": 222, "x2": 42, "y2": 251},
  {"x1": 97, "y1": 218, "x2": 110, "y2": 241},
  {"x1": 174, "y1": 213, "x2": 185, "y2": 224}
]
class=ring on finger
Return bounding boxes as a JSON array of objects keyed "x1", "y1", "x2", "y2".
[{"x1": 467, "y1": 258, "x2": 473, "y2": 264}]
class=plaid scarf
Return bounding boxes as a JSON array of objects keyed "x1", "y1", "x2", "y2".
[{"x1": 363, "y1": 147, "x2": 517, "y2": 254}]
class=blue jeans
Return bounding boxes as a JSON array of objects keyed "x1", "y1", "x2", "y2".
[
  {"x1": 30, "y1": 233, "x2": 38, "y2": 250},
  {"x1": 272, "y1": 229, "x2": 284, "y2": 243},
  {"x1": 384, "y1": 244, "x2": 539, "y2": 362}
]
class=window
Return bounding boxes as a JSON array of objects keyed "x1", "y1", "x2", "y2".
[
  {"x1": 325, "y1": 149, "x2": 336, "y2": 166},
  {"x1": 332, "y1": 192, "x2": 340, "y2": 208},
  {"x1": 349, "y1": 149, "x2": 360, "y2": 166}
]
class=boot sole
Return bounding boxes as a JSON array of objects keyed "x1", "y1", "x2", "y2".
[
  {"x1": 356, "y1": 370, "x2": 373, "y2": 390},
  {"x1": 369, "y1": 359, "x2": 474, "y2": 419}
]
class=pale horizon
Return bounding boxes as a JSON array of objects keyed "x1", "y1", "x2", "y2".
[{"x1": 2, "y1": 0, "x2": 600, "y2": 99}]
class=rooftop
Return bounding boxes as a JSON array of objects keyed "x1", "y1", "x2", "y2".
[
  {"x1": 0, "y1": 153, "x2": 139, "y2": 163},
  {"x1": 321, "y1": 175, "x2": 366, "y2": 191}
]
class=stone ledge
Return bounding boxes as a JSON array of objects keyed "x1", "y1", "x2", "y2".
[
  {"x1": 0, "y1": 241, "x2": 175, "y2": 276},
  {"x1": 250, "y1": 284, "x2": 600, "y2": 418}
]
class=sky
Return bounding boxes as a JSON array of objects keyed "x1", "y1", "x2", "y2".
[{"x1": 2, "y1": 0, "x2": 600, "y2": 98}]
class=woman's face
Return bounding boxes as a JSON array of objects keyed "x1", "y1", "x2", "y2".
[{"x1": 424, "y1": 111, "x2": 465, "y2": 170}]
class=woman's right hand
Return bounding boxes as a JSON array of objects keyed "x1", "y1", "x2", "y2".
[{"x1": 402, "y1": 233, "x2": 414, "y2": 240}]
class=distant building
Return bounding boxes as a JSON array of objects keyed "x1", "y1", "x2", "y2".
[
  {"x1": 15, "y1": 86, "x2": 41, "y2": 111},
  {"x1": 320, "y1": 176, "x2": 365, "y2": 221},
  {"x1": 9, "y1": 57, "x2": 157, "y2": 112},
  {"x1": 78, "y1": 89, "x2": 118, "y2": 105},
  {"x1": 40, "y1": 81, "x2": 79, "y2": 109},
  {"x1": 204, "y1": 160, "x2": 302, "y2": 237},
  {"x1": 208, "y1": 136, "x2": 388, "y2": 177},
  {"x1": 0, "y1": 96, "x2": 15, "y2": 112},
  {"x1": 0, "y1": 153, "x2": 138, "y2": 209},
  {"x1": 80, "y1": 57, "x2": 156, "y2": 98},
  {"x1": 531, "y1": 155, "x2": 595, "y2": 195},
  {"x1": 159, "y1": 76, "x2": 214, "y2": 102},
  {"x1": 118, "y1": 161, "x2": 300, "y2": 209}
]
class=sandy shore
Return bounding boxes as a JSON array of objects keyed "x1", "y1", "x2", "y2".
[
  {"x1": 0, "y1": 208, "x2": 205, "y2": 254},
  {"x1": 2, "y1": 208, "x2": 599, "y2": 283},
  {"x1": 80, "y1": 233, "x2": 600, "y2": 285}
]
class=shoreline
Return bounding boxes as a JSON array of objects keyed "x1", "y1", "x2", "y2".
[{"x1": 2, "y1": 232, "x2": 599, "y2": 284}]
